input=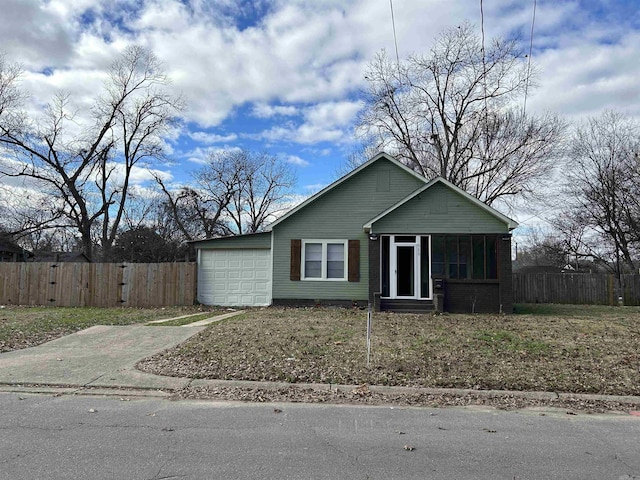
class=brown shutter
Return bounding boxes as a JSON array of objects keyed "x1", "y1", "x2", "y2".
[
  {"x1": 290, "y1": 239, "x2": 301, "y2": 281},
  {"x1": 348, "y1": 240, "x2": 360, "y2": 282}
]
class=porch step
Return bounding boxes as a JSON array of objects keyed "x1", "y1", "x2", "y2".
[{"x1": 380, "y1": 299, "x2": 435, "y2": 314}]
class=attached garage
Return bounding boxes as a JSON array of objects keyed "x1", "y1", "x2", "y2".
[{"x1": 193, "y1": 232, "x2": 272, "y2": 307}]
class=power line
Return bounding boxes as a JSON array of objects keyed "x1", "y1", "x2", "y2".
[
  {"x1": 523, "y1": 0, "x2": 537, "y2": 116},
  {"x1": 480, "y1": 0, "x2": 489, "y2": 159},
  {"x1": 389, "y1": 0, "x2": 401, "y2": 72}
]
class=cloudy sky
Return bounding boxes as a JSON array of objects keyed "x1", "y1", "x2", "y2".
[{"x1": 1, "y1": 0, "x2": 640, "y2": 230}]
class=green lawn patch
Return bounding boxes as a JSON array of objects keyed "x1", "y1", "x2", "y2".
[{"x1": 138, "y1": 304, "x2": 640, "y2": 396}]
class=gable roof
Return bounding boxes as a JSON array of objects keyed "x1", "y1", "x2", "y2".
[
  {"x1": 266, "y1": 152, "x2": 427, "y2": 231},
  {"x1": 363, "y1": 176, "x2": 519, "y2": 231},
  {"x1": 32, "y1": 251, "x2": 91, "y2": 263},
  {"x1": 0, "y1": 236, "x2": 27, "y2": 255}
]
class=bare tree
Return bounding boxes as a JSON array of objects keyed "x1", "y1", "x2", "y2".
[
  {"x1": 557, "y1": 111, "x2": 640, "y2": 276},
  {"x1": 335, "y1": 140, "x2": 380, "y2": 177},
  {"x1": 156, "y1": 149, "x2": 295, "y2": 239},
  {"x1": 358, "y1": 22, "x2": 565, "y2": 206},
  {"x1": 223, "y1": 151, "x2": 295, "y2": 234},
  {"x1": 154, "y1": 152, "x2": 245, "y2": 241},
  {"x1": 0, "y1": 46, "x2": 183, "y2": 261}
]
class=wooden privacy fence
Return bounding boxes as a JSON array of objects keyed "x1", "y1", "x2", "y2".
[
  {"x1": 0, "y1": 262, "x2": 196, "y2": 307},
  {"x1": 513, "y1": 273, "x2": 640, "y2": 306}
]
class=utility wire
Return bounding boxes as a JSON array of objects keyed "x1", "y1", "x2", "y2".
[
  {"x1": 523, "y1": 0, "x2": 537, "y2": 116},
  {"x1": 480, "y1": 0, "x2": 489, "y2": 161},
  {"x1": 389, "y1": 0, "x2": 401, "y2": 74}
]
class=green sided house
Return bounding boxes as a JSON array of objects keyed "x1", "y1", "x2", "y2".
[{"x1": 192, "y1": 152, "x2": 518, "y2": 313}]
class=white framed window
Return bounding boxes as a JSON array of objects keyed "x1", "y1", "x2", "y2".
[{"x1": 302, "y1": 240, "x2": 347, "y2": 280}]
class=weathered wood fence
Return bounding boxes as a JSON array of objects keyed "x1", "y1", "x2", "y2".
[
  {"x1": 0, "y1": 262, "x2": 196, "y2": 307},
  {"x1": 513, "y1": 273, "x2": 640, "y2": 306}
]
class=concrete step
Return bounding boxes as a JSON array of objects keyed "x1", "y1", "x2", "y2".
[{"x1": 380, "y1": 299, "x2": 435, "y2": 314}]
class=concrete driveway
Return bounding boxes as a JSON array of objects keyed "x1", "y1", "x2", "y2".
[{"x1": 0, "y1": 324, "x2": 205, "y2": 391}]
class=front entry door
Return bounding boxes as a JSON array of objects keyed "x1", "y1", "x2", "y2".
[
  {"x1": 384, "y1": 235, "x2": 432, "y2": 300},
  {"x1": 390, "y1": 236, "x2": 419, "y2": 298}
]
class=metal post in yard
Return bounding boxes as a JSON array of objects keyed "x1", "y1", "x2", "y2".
[{"x1": 366, "y1": 306, "x2": 372, "y2": 367}]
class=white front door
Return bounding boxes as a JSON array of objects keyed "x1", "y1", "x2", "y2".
[{"x1": 385, "y1": 235, "x2": 432, "y2": 300}]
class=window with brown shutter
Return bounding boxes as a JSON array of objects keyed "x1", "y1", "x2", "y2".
[
  {"x1": 348, "y1": 239, "x2": 359, "y2": 282},
  {"x1": 290, "y1": 239, "x2": 301, "y2": 281}
]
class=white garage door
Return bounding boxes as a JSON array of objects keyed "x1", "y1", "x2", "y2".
[{"x1": 198, "y1": 249, "x2": 272, "y2": 306}]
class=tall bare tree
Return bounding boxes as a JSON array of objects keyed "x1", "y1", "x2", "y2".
[
  {"x1": 0, "y1": 46, "x2": 183, "y2": 261},
  {"x1": 556, "y1": 111, "x2": 640, "y2": 276},
  {"x1": 156, "y1": 149, "x2": 295, "y2": 239},
  {"x1": 223, "y1": 151, "x2": 295, "y2": 234},
  {"x1": 358, "y1": 22, "x2": 565, "y2": 206}
]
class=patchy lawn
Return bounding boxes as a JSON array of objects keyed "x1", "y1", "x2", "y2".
[
  {"x1": 138, "y1": 305, "x2": 640, "y2": 396},
  {"x1": 0, "y1": 306, "x2": 219, "y2": 352}
]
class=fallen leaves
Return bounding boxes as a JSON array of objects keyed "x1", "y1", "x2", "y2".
[
  {"x1": 136, "y1": 307, "x2": 640, "y2": 397},
  {"x1": 351, "y1": 384, "x2": 370, "y2": 396},
  {"x1": 175, "y1": 384, "x2": 637, "y2": 414}
]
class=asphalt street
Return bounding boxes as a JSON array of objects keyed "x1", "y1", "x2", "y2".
[{"x1": 1, "y1": 392, "x2": 639, "y2": 480}]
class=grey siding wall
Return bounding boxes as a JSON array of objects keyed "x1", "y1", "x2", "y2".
[
  {"x1": 193, "y1": 232, "x2": 271, "y2": 250},
  {"x1": 272, "y1": 158, "x2": 425, "y2": 300},
  {"x1": 372, "y1": 183, "x2": 509, "y2": 234}
]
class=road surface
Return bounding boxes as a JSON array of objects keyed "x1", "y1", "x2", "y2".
[{"x1": 1, "y1": 392, "x2": 638, "y2": 479}]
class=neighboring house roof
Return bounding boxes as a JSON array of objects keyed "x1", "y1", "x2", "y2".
[
  {"x1": 363, "y1": 176, "x2": 519, "y2": 232},
  {"x1": 266, "y1": 152, "x2": 428, "y2": 231},
  {"x1": 0, "y1": 238, "x2": 25, "y2": 254},
  {"x1": 32, "y1": 251, "x2": 90, "y2": 262}
]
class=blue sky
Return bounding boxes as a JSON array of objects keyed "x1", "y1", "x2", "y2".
[{"x1": 1, "y1": 0, "x2": 640, "y2": 228}]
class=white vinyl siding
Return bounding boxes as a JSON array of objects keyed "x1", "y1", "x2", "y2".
[{"x1": 302, "y1": 240, "x2": 347, "y2": 281}]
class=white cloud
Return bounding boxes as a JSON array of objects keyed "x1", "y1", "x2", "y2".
[
  {"x1": 285, "y1": 155, "x2": 310, "y2": 167},
  {"x1": 182, "y1": 146, "x2": 243, "y2": 165},
  {"x1": 304, "y1": 183, "x2": 325, "y2": 193},
  {"x1": 251, "y1": 103, "x2": 299, "y2": 118},
  {"x1": 526, "y1": 30, "x2": 640, "y2": 119},
  {"x1": 188, "y1": 131, "x2": 238, "y2": 144},
  {"x1": 257, "y1": 100, "x2": 362, "y2": 144},
  {"x1": 2, "y1": 0, "x2": 640, "y2": 201}
]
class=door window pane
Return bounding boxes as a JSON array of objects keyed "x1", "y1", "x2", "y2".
[
  {"x1": 395, "y1": 236, "x2": 416, "y2": 243},
  {"x1": 396, "y1": 246, "x2": 414, "y2": 296}
]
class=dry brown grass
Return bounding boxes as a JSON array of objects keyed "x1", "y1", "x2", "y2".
[
  {"x1": 0, "y1": 305, "x2": 219, "y2": 352},
  {"x1": 139, "y1": 305, "x2": 640, "y2": 396}
]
